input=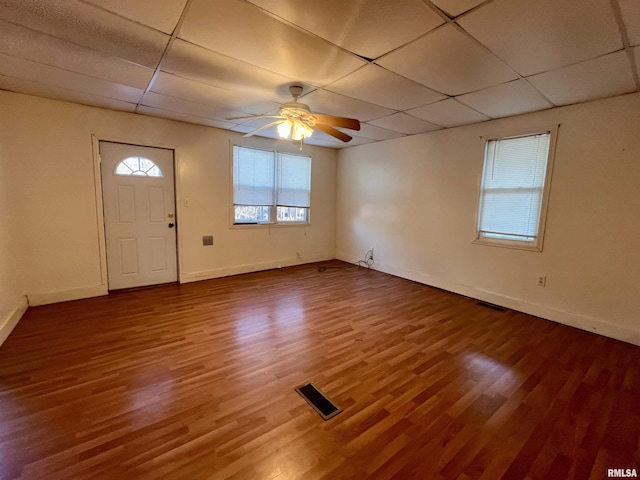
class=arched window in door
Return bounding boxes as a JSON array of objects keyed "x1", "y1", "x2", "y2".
[{"x1": 114, "y1": 156, "x2": 163, "y2": 177}]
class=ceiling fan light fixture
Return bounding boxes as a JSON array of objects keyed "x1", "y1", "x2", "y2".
[
  {"x1": 292, "y1": 119, "x2": 313, "y2": 141},
  {"x1": 228, "y1": 85, "x2": 359, "y2": 144},
  {"x1": 277, "y1": 120, "x2": 292, "y2": 139}
]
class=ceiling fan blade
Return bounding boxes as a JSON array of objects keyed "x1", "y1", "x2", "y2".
[
  {"x1": 311, "y1": 113, "x2": 360, "y2": 131},
  {"x1": 242, "y1": 120, "x2": 283, "y2": 137},
  {"x1": 314, "y1": 124, "x2": 353, "y2": 142},
  {"x1": 226, "y1": 114, "x2": 284, "y2": 121}
]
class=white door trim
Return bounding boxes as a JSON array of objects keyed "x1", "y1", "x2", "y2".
[{"x1": 91, "y1": 135, "x2": 182, "y2": 290}]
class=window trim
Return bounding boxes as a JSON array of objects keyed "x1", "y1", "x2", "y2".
[
  {"x1": 472, "y1": 125, "x2": 559, "y2": 252},
  {"x1": 230, "y1": 144, "x2": 312, "y2": 228}
]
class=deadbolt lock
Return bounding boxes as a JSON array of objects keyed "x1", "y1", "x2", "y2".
[{"x1": 168, "y1": 212, "x2": 174, "y2": 218}]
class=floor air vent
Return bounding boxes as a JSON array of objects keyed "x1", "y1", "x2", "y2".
[
  {"x1": 295, "y1": 382, "x2": 342, "y2": 420},
  {"x1": 476, "y1": 301, "x2": 506, "y2": 312}
]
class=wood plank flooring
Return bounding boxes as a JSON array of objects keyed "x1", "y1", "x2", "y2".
[{"x1": 0, "y1": 261, "x2": 638, "y2": 479}]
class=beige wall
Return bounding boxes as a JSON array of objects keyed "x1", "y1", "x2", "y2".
[
  {"x1": 0, "y1": 91, "x2": 337, "y2": 308},
  {"x1": 0, "y1": 96, "x2": 28, "y2": 344},
  {"x1": 337, "y1": 92, "x2": 640, "y2": 345},
  {"x1": 3, "y1": 88, "x2": 639, "y2": 347}
]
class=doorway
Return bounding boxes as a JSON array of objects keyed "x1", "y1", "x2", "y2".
[{"x1": 100, "y1": 141, "x2": 178, "y2": 290}]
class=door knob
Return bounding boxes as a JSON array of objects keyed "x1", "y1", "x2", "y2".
[{"x1": 168, "y1": 222, "x2": 175, "y2": 228}]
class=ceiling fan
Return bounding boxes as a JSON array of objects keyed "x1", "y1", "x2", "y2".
[{"x1": 227, "y1": 85, "x2": 361, "y2": 144}]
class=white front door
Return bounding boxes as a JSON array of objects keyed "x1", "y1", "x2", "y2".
[{"x1": 100, "y1": 141, "x2": 177, "y2": 290}]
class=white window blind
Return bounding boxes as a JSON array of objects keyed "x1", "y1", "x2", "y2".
[
  {"x1": 232, "y1": 146, "x2": 311, "y2": 225},
  {"x1": 477, "y1": 132, "x2": 551, "y2": 243},
  {"x1": 277, "y1": 153, "x2": 311, "y2": 208},
  {"x1": 233, "y1": 146, "x2": 275, "y2": 206}
]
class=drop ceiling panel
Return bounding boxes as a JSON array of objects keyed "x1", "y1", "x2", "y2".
[
  {"x1": 162, "y1": 40, "x2": 294, "y2": 103},
  {"x1": 151, "y1": 73, "x2": 281, "y2": 115},
  {"x1": 229, "y1": 120, "x2": 282, "y2": 140},
  {"x1": 0, "y1": 74, "x2": 137, "y2": 112},
  {"x1": 527, "y1": 51, "x2": 636, "y2": 106},
  {"x1": 325, "y1": 65, "x2": 446, "y2": 110},
  {"x1": 0, "y1": 52, "x2": 145, "y2": 103},
  {"x1": 180, "y1": 0, "x2": 365, "y2": 85},
  {"x1": 457, "y1": 79, "x2": 552, "y2": 118},
  {"x1": 82, "y1": 0, "x2": 188, "y2": 34},
  {"x1": 301, "y1": 89, "x2": 395, "y2": 122},
  {"x1": 332, "y1": 135, "x2": 377, "y2": 148},
  {"x1": 376, "y1": 24, "x2": 517, "y2": 95},
  {"x1": 304, "y1": 136, "x2": 345, "y2": 148},
  {"x1": 407, "y1": 98, "x2": 490, "y2": 127},
  {"x1": 0, "y1": 0, "x2": 637, "y2": 149},
  {"x1": 368, "y1": 113, "x2": 441, "y2": 134},
  {"x1": 458, "y1": 0, "x2": 622, "y2": 76},
  {"x1": 0, "y1": 0, "x2": 169, "y2": 68},
  {"x1": 429, "y1": 0, "x2": 488, "y2": 17},
  {"x1": 0, "y1": 20, "x2": 154, "y2": 89},
  {"x1": 310, "y1": 130, "x2": 376, "y2": 147},
  {"x1": 247, "y1": 0, "x2": 444, "y2": 59},
  {"x1": 138, "y1": 105, "x2": 238, "y2": 130},
  {"x1": 140, "y1": 92, "x2": 243, "y2": 122},
  {"x1": 619, "y1": 0, "x2": 640, "y2": 46},
  {"x1": 356, "y1": 123, "x2": 407, "y2": 141}
]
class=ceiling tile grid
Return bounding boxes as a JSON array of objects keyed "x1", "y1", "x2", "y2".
[
  {"x1": 0, "y1": 73, "x2": 138, "y2": 112},
  {"x1": 325, "y1": 64, "x2": 446, "y2": 111},
  {"x1": 0, "y1": 52, "x2": 145, "y2": 103},
  {"x1": 407, "y1": 98, "x2": 490, "y2": 128},
  {"x1": 82, "y1": 0, "x2": 188, "y2": 35},
  {"x1": 247, "y1": 0, "x2": 444, "y2": 59},
  {"x1": 430, "y1": 0, "x2": 488, "y2": 18},
  {"x1": 0, "y1": 0, "x2": 637, "y2": 148},
  {"x1": 369, "y1": 113, "x2": 442, "y2": 135},
  {"x1": 0, "y1": 0, "x2": 170, "y2": 68},
  {"x1": 179, "y1": 0, "x2": 365, "y2": 86},
  {"x1": 456, "y1": 79, "x2": 554, "y2": 119},
  {"x1": 457, "y1": 0, "x2": 623, "y2": 77},
  {"x1": 527, "y1": 51, "x2": 637, "y2": 106},
  {"x1": 616, "y1": 0, "x2": 640, "y2": 46},
  {"x1": 376, "y1": 24, "x2": 518, "y2": 96},
  {"x1": 0, "y1": 19, "x2": 155, "y2": 89}
]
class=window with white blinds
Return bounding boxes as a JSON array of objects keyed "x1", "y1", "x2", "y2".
[
  {"x1": 475, "y1": 131, "x2": 554, "y2": 251},
  {"x1": 232, "y1": 146, "x2": 311, "y2": 224}
]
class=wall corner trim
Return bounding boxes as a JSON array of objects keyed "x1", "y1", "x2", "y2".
[
  {"x1": 27, "y1": 284, "x2": 108, "y2": 307},
  {"x1": 0, "y1": 296, "x2": 29, "y2": 347}
]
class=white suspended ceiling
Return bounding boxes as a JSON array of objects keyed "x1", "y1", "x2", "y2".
[{"x1": 0, "y1": 0, "x2": 638, "y2": 148}]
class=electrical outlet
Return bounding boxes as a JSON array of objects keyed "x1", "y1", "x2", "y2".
[
  {"x1": 536, "y1": 275, "x2": 546, "y2": 287},
  {"x1": 296, "y1": 252, "x2": 301, "y2": 260}
]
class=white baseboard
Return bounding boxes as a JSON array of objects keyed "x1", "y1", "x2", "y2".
[
  {"x1": 27, "y1": 284, "x2": 108, "y2": 306},
  {"x1": 336, "y1": 252, "x2": 640, "y2": 347},
  {"x1": 180, "y1": 254, "x2": 335, "y2": 283},
  {"x1": 0, "y1": 296, "x2": 28, "y2": 347}
]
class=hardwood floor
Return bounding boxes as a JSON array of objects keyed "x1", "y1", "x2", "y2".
[{"x1": 0, "y1": 261, "x2": 638, "y2": 479}]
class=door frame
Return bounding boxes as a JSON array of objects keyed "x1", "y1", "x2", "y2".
[{"x1": 91, "y1": 135, "x2": 182, "y2": 291}]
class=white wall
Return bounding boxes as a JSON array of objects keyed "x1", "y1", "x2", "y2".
[
  {"x1": 337, "y1": 92, "x2": 640, "y2": 345},
  {"x1": 0, "y1": 91, "x2": 337, "y2": 307},
  {"x1": 0, "y1": 95, "x2": 28, "y2": 345}
]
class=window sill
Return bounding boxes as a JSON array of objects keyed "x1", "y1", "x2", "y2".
[
  {"x1": 472, "y1": 237, "x2": 543, "y2": 252},
  {"x1": 231, "y1": 222, "x2": 311, "y2": 229}
]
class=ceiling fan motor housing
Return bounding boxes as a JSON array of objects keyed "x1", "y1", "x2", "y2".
[
  {"x1": 289, "y1": 85, "x2": 304, "y2": 98},
  {"x1": 280, "y1": 101, "x2": 312, "y2": 120}
]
